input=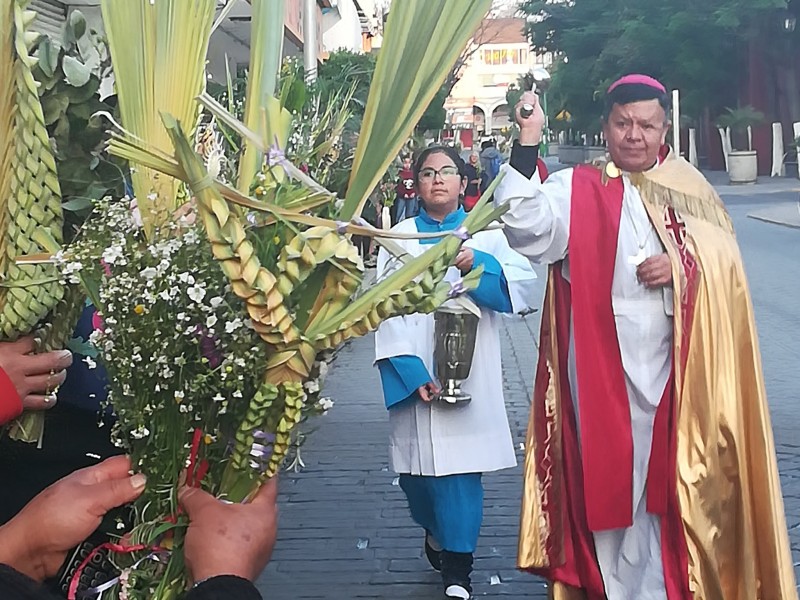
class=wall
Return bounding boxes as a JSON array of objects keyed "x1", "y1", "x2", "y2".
[
  {"x1": 57, "y1": 1, "x2": 325, "y2": 84},
  {"x1": 322, "y1": 0, "x2": 362, "y2": 53}
]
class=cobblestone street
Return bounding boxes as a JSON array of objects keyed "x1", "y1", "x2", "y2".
[{"x1": 256, "y1": 176, "x2": 800, "y2": 599}]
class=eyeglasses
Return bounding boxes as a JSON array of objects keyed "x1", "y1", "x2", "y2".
[{"x1": 418, "y1": 166, "x2": 460, "y2": 181}]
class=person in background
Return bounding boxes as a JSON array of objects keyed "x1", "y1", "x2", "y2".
[
  {"x1": 462, "y1": 153, "x2": 481, "y2": 211},
  {"x1": 394, "y1": 155, "x2": 418, "y2": 221},
  {"x1": 374, "y1": 146, "x2": 537, "y2": 600},
  {"x1": 479, "y1": 140, "x2": 502, "y2": 195},
  {"x1": 354, "y1": 194, "x2": 380, "y2": 266},
  {"x1": 0, "y1": 456, "x2": 278, "y2": 600}
]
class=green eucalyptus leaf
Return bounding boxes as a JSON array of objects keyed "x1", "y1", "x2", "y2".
[
  {"x1": 57, "y1": 157, "x2": 94, "y2": 189},
  {"x1": 62, "y1": 55, "x2": 92, "y2": 87},
  {"x1": 42, "y1": 95, "x2": 70, "y2": 126},
  {"x1": 61, "y1": 197, "x2": 94, "y2": 212},
  {"x1": 66, "y1": 336, "x2": 98, "y2": 358},
  {"x1": 84, "y1": 181, "x2": 112, "y2": 201},
  {"x1": 37, "y1": 37, "x2": 60, "y2": 79},
  {"x1": 65, "y1": 76, "x2": 100, "y2": 103},
  {"x1": 67, "y1": 10, "x2": 88, "y2": 42},
  {"x1": 69, "y1": 100, "x2": 95, "y2": 120},
  {"x1": 53, "y1": 114, "x2": 70, "y2": 139},
  {"x1": 41, "y1": 70, "x2": 62, "y2": 92}
]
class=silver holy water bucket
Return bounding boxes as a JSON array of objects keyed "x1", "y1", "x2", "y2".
[{"x1": 433, "y1": 307, "x2": 480, "y2": 405}]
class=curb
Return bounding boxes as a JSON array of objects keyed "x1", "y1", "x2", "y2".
[{"x1": 747, "y1": 214, "x2": 800, "y2": 230}]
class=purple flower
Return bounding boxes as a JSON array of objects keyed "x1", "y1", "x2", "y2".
[
  {"x1": 267, "y1": 145, "x2": 288, "y2": 169},
  {"x1": 447, "y1": 279, "x2": 467, "y2": 299},
  {"x1": 249, "y1": 430, "x2": 276, "y2": 471},
  {"x1": 194, "y1": 324, "x2": 223, "y2": 369}
]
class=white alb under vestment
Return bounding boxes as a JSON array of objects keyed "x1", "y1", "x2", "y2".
[{"x1": 495, "y1": 164, "x2": 674, "y2": 600}]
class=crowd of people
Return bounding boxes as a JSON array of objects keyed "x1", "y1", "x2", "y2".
[{"x1": 1, "y1": 72, "x2": 796, "y2": 600}]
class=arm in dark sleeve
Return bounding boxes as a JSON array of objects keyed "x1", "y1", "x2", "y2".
[
  {"x1": 186, "y1": 575, "x2": 263, "y2": 600},
  {"x1": 0, "y1": 564, "x2": 61, "y2": 599},
  {"x1": 509, "y1": 141, "x2": 540, "y2": 179}
]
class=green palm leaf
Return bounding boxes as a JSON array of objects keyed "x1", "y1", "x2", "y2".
[
  {"x1": 238, "y1": 0, "x2": 286, "y2": 193},
  {"x1": 100, "y1": 0, "x2": 215, "y2": 237},
  {"x1": 340, "y1": 0, "x2": 491, "y2": 220}
]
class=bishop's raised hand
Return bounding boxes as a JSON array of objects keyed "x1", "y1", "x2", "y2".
[{"x1": 515, "y1": 91, "x2": 545, "y2": 146}]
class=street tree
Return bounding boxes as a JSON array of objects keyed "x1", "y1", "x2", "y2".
[{"x1": 520, "y1": 0, "x2": 788, "y2": 129}]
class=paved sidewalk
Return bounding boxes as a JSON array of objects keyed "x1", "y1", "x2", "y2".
[{"x1": 256, "y1": 311, "x2": 548, "y2": 599}]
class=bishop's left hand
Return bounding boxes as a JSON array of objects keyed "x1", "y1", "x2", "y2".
[
  {"x1": 637, "y1": 254, "x2": 672, "y2": 288},
  {"x1": 453, "y1": 248, "x2": 474, "y2": 274}
]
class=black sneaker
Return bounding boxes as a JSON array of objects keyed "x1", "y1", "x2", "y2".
[
  {"x1": 441, "y1": 551, "x2": 473, "y2": 599},
  {"x1": 424, "y1": 531, "x2": 442, "y2": 572}
]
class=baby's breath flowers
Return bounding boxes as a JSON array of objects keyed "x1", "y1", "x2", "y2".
[{"x1": 59, "y1": 199, "x2": 272, "y2": 518}]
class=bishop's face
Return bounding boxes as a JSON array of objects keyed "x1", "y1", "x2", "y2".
[{"x1": 603, "y1": 99, "x2": 670, "y2": 172}]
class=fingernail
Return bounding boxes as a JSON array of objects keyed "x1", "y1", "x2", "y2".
[{"x1": 130, "y1": 473, "x2": 147, "y2": 490}]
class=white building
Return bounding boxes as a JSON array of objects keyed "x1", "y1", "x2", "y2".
[
  {"x1": 321, "y1": 0, "x2": 381, "y2": 54},
  {"x1": 444, "y1": 18, "x2": 552, "y2": 150},
  {"x1": 27, "y1": 0, "x2": 378, "y2": 82}
]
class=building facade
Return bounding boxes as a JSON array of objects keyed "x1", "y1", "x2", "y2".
[
  {"x1": 321, "y1": 0, "x2": 381, "y2": 54},
  {"x1": 444, "y1": 18, "x2": 552, "y2": 150},
  {"x1": 30, "y1": 0, "x2": 354, "y2": 81}
]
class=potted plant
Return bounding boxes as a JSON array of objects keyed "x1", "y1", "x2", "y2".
[{"x1": 716, "y1": 106, "x2": 766, "y2": 184}]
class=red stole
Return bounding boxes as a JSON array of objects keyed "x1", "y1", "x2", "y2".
[
  {"x1": 569, "y1": 166, "x2": 633, "y2": 531},
  {"x1": 537, "y1": 158, "x2": 549, "y2": 182},
  {"x1": 535, "y1": 165, "x2": 690, "y2": 598}
]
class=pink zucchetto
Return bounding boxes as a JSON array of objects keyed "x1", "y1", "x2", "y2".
[{"x1": 607, "y1": 74, "x2": 667, "y2": 95}]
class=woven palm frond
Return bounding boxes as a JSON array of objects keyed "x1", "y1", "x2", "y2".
[
  {"x1": 0, "y1": 0, "x2": 64, "y2": 341},
  {"x1": 1, "y1": 1, "x2": 87, "y2": 444}
]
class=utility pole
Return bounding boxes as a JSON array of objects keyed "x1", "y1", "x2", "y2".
[{"x1": 304, "y1": 0, "x2": 318, "y2": 83}]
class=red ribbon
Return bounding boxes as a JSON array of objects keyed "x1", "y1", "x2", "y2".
[
  {"x1": 68, "y1": 428, "x2": 208, "y2": 597},
  {"x1": 67, "y1": 542, "x2": 151, "y2": 600},
  {"x1": 186, "y1": 427, "x2": 209, "y2": 488}
]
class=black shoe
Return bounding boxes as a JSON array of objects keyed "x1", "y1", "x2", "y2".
[
  {"x1": 441, "y1": 551, "x2": 473, "y2": 599},
  {"x1": 424, "y1": 531, "x2": 442, "y2": 571}
]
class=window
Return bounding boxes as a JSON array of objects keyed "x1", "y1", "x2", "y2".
[{"x1": 482, "y1": 47, "x2": 527, "y2": 66}]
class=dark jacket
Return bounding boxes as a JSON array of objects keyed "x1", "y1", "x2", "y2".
[{"x1": 479, "y1": 146, "x2": 502, "y2": 192}]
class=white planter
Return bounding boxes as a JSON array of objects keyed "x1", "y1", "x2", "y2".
[
  {"x1": 727, "y1": 150, "x2": 758, "y2": 184},
  {"x1": 584, "y1": 146, "x2": 607, "y2": 162},
  {"x1": 558, "y1": 145, "x2": 584, "y2": 165}
]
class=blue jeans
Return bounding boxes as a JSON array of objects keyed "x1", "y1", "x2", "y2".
[{"x1": 395, "y1": 196, "x2": 418, "y2": 222}]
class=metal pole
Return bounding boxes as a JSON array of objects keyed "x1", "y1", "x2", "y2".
[
  {"x1": 672, "y1": 89, "x2": 681, "y2": 157},
  {"x1": 541, "y1": 91, "x2": 549, "y2": 156},
  {"x1": 303, "y1": 0, "x2": 317, "y2": 83}
]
